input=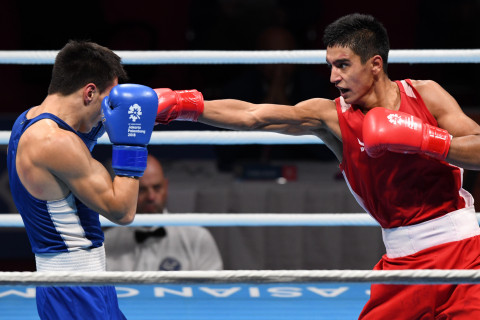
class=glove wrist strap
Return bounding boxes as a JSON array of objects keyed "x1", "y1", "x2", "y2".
[
  {"x1": 112, "y1": 145, "x2": 148, "y2": 177},
  {"x1": 422, "y1": 125, "x2": 451, "y2": 161}
]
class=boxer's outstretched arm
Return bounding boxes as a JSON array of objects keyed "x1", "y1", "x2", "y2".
[
  {"x1": 154, "y1": 88, "x2": 343, "y2": 159},
  {"x1": 154, "y1": 87, "x2": 338, "y2": 136}
]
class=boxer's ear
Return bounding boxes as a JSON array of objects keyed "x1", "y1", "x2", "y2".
[{"x1": 84, "y1": 83, "x2": 97, "y2": 105}]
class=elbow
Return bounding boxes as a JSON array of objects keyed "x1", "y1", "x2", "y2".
[
  {"x1": 107, "y1": 210, "x2": 136, "y2": 226},
  {"x1": 242, "y1": 116, "x2": 265, "y2": 131},
  {"x1": 117, "y1": 211, "x2": 136, "y2": 225},
  {"x1": 116, "y1": 216, "x2": 135, "y2": 226}
]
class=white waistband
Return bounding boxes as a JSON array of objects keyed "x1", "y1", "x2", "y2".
[
  {"x1": 382, "y1": 207, "x2": 480, "y2": 258},
  {"x1": 35, "y1": 245, "x2": 106, "y2": 272}
]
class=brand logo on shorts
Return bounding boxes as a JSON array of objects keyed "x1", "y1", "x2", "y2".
[{"x1": 128, "y1": 104, "x2": 142, "y2": 122}]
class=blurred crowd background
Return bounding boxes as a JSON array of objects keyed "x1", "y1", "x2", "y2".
[{"x1": 1, "y1": 0, "x2": 480, "y2": 271}]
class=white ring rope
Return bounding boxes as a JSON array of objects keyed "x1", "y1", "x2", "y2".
[
  {"x1": 0, "y1": 213, "x2": 379, "y2": 227},
  {"x1": 1, "y1": 213, "x2": 480, "y2": 228},
  {"x1": 103, "y1": 131, "x2": 324, "y2": 145},
  {"x1": 1, "y1": 49, "x2": 480, "y2": 64},
  {"x1": 0, "y1": 130, "x2": 322, "y2": 145},
  {"x1": 2, "y1": 269, "x2": 480, "y2": 285}
]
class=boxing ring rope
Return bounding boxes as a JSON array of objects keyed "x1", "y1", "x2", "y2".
[
  {"x1": 3, "y1": 269, "x2": 480, "y2": 286},
  {"x1": 0, "y1": 213, "x2": 379, "y2": 227},
  {"x1": 0, "y1": 130, "x2": 322, "y2": 145},
  {"x1": 0, "y1": 213, "x2": 479, "y2": 228},
  {"x1": 1, "y1": 49, "x2": 480, "y2": 64}
]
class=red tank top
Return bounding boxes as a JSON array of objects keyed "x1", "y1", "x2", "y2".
[{"x1": 336, "y1": 79, "x2": 473, "y2": 228}]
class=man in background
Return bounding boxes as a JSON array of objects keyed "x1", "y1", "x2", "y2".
[{"x1": 104, "y1": 155, "x2": 223, "y2": 271}]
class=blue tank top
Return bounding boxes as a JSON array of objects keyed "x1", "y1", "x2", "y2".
[{"x1": 7, "y1": 110, "x2": 104, "y2": 254}]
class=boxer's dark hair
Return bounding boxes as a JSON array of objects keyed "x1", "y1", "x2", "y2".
[
  {"x1": 48, "y1": 40, "x2": 128, "y2": 95},
  {"x1": 323, "y1": 13, "x2": 390, "y2": 73}
]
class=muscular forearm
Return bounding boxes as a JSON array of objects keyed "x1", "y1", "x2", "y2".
[
  {"x1": 200, "y1": 99, "x2": 261, "y2": 130},
  {"x1": 447, "y1": 135, "x2": 480, "y2": 170},
  {"x1": 103, "y1": 177, "x2": 139, "y2": 225}
]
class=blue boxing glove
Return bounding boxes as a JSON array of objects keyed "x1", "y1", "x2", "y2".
[
  {"x1": 102, "y1": 84, "x2": 158, "y2": 177},
  {"x1": 78, "y1": 121, "x2": 106, "y2": 152}
]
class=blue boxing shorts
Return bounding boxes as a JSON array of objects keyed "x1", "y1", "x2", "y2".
[{"x1": 36, "y1": 286, "x2": 126, "y2": 320}]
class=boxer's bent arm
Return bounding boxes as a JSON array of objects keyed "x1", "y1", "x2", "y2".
[
  {"x1": 444, "y1": 113, "x2": 480, "y2": 169},
  {"x1": 414, "y1": 80, "x2": 480, "y2": 169},
  {"x1": 46, "y1": 132, "x2": 138, "y2": 225}
]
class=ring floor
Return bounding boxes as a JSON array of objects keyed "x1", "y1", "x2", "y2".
[{"x1": 0, "y1": 283, "x2": 370, "y2": 319}]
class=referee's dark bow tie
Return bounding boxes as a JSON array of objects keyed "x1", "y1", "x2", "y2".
[{"x1": 135, "y1": 228, "x2": 166, "y2": 243}]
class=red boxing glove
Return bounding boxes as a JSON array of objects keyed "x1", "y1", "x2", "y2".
[
  {"x1": 154, "y1": 88, "x2": 204, "y2": 124},
  {"x1": 363, "y1": 107, "x2": 451, "y2": 160}
]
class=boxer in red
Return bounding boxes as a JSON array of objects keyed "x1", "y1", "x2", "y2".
[{"x1": 154, "y1": 14, "x2": 480, "y2": 319}]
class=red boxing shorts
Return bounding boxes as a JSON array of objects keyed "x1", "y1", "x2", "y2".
[{"x1": 359, "y1": 235, "x2": 480, "y2": 319}]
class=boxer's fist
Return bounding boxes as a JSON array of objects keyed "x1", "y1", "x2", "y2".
[
  {"x1": 154, "y1": 88, "x2": 204, "y2": 124},
  {"x1": 103, "y1": 84, "x2": 158, "y2": 146},
  {"x1": 102, "y1": 84, "x2": 158, "y2": 176},
  {"x1": 363, "y1": 107, "x2": 451, "y2": 161}
]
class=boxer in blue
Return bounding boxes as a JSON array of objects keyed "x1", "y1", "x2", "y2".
[{"x1": 7, "y1": 40, "x2": 158, "y2": 319}]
